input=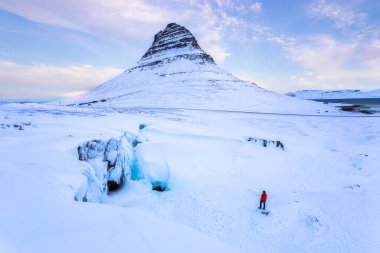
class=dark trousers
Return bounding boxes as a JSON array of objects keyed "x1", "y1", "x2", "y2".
[{"x1": 260, "y1": 201, "x2": 266, "y2": 210}]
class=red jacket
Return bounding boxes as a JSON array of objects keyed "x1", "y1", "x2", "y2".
[{"x1": 260, "y1": 192, "x2": 267, "y2": 202}]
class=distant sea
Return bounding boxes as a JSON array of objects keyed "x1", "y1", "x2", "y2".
[{"x1": 312, "y1": 98, "x2": 380, "y2": 113}]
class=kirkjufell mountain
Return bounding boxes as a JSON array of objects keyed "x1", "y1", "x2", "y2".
[{"x1": 62, "y1": 23, "x2": 336, "y2": 114}]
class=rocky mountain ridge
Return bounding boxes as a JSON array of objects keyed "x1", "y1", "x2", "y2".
[{"x1": 138, "y1": 23, "x2": 215, "y2": 67}]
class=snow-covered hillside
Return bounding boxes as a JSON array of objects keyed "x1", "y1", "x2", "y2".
[
  {"x1": 287, "y1": 89, "x2": 380, "y2": 99},
  {"x1": 0, "y1": 103, "x2": 379, "y2": 253},
  {"x1": 59, "y1": 23, "x2": 337, "y2": 115}
]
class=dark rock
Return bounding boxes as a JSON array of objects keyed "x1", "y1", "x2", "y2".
[
  {"x1": 132, "y1": 139, "x2": 142, "y2": 147},
  {"x1": 348, "y1": 184, "x2": 360, "y2": 190},
  {"x1": 276, "y1": 141, "x2": 285, "y2": 149},
  {"x1": 107, "y1": 180, "x2": 122, "y2": 192},
  {"x1": 78, "y1": 146, "x2": 85, "y2": 161},
  {"x1": 338, "y1": 105, "x2": 373, "y2": 114},
  {"x1": 152, "y1": 184, "x2": 166, "y2": 192},
  {"x1": 133, "y1": 23, "x2": 215, "y2": 71},
  {"x1": 139, "y1": 123, "x2": 148, "y2": 130},
  {"x1": 247, "y1": 137, "x2": 285, "y2": 150}
]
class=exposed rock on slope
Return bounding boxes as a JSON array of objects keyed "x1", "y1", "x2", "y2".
[{"x1": 136, "y1": 23, "x2": 215, "y2": 70}]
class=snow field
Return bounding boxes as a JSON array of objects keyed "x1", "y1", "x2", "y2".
[{"x1": 0, "y1": 103, "x2": 379, "y2": 253}]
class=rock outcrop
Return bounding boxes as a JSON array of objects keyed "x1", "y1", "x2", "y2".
[
  {"x1": 247, "y1": 137, "x2": 285, "y2": 150},
  {"x1": 133, "y1": 23, "x2": 215, "y2": 71}
]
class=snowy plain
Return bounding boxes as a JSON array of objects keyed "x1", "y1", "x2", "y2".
[{"x1": 0, "y1": 102, "x2": 379, "y2": 253}]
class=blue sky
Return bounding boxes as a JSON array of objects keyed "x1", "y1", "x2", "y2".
[{"x1": 0, "y1": 0, "x2": 379, "y2": 101}]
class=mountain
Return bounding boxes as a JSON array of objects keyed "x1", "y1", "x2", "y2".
[
  {"x1": 287, "y1": 89, "x2": 380, "y2": 99},
  {"x1": 61, "y1": 23, "x2": 335, "y2": 114}
]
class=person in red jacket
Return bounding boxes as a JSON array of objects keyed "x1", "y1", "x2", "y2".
[{"x1": 259, "y1": 190, "x2": 267, "y2": 210}]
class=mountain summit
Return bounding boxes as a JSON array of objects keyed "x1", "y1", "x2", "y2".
[
  {"x1": 62, "y1": 23, "x2": 334, "y2": 114},
  {"x1": 127, "y1": 23, "x2": 217, "y2": 75},
  {"x1": 137, "y1": 23, "x2": 215, "y2": 68}
]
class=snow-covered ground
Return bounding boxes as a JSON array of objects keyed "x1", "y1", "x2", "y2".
[
  {"x1": 287, "y1": 89, "x2": 380, "y2": 99},
  {"x1": 0, "y1": 103, "x2": 379, "y2": 253}
]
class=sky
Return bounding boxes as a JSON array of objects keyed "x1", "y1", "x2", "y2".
[{"x1": 0, "y1": 0, "x2": 380, "y2": 101}]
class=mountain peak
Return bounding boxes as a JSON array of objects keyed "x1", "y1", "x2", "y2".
[
  {"x1": 62, "y1": 23, "x2": 280, "y2": 112},
  {"x1": 136, "y1": 23, "x2": 215, "y2": 69}
]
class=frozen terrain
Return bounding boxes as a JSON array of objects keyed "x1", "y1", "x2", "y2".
[
  {"x1": 2, "y1": 23, "x2": 379, "y2": 253},
  {"x1": 287, "y1": 89, "x2": 380, "y2": 99},
  {"x1": 0, "y1": 103, "x2": 379, "y2": 253}
]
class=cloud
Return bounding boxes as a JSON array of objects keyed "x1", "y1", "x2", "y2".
[
  {"x1": 213, "y1": 0, "x2": 247, "y2": 13},
  {"x1": 251, "y1": 2, "x2": 263, "y2": 13},
  {"x1": 195, "y1": 29, "x2": 228, "y2": 63},
  {"x1": 7, "y1": 0, "x2": 376, "y2": 94},
  {"x1": 192, "y1": 0, "x2": 269, "y2": 63},
  {"x1": 266, "y1": 34, "x2": 296, "y2": 56},
  {"x1": 288, "y1": 35, "x2": 380, "y2": 90},
  {"x1": 0, "y1": 61, "x2": 123, "y2": 99},
  {"x1": 0, "y1": 0, "x2": 242, "y2": 63},
  {"x1": 308, "y1": 0, "x2": 366, "y2": 28},
  {"x1": 60, "y1": 90, "x2": 89, "y2": 97},
  {"x1": 295, "y1": 1, "x2": 380, "y2": 90},
  {"x1": 0, "y1": 0, "x2": 278, "y2": 67},
  {"x1": 0, "y1": 0, "x2": 172, "y2": 37}
]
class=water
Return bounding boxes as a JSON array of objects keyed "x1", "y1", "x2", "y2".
[
  {"x1": 312, "y1": 98, "x2": 380, "y2": 105},
  {"x1": 312, "y1": 98, "x2": 380, "y2": 114}
]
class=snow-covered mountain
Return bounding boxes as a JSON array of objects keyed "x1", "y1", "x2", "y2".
[
  {"x1": 287, "y1": 89, "x2": 380, "y2": 99},
  {"x1": 61, "y1": 23, "x2": 335, "y2": 114}
]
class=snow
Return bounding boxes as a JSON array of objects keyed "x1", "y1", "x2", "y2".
[
  {"x1": 287, "y1": 89, "x2": 380, "y2": 99},
  {"x1": 0, "y1": 102, "x2": 379, "y2": 253},
  {"x1": 2, "y1": 23, "x2": 379, "y2": 253},
  {"x1": 135, "y1": 141, "x2": 170, "y2": 191},
  {"x1": 58, "y1": 58, "x2": 342, "y2": 114}
]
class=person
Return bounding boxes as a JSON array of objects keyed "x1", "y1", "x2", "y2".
[{"x1": 259, "y1": 190, "x2": 267, "y2": 210}]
